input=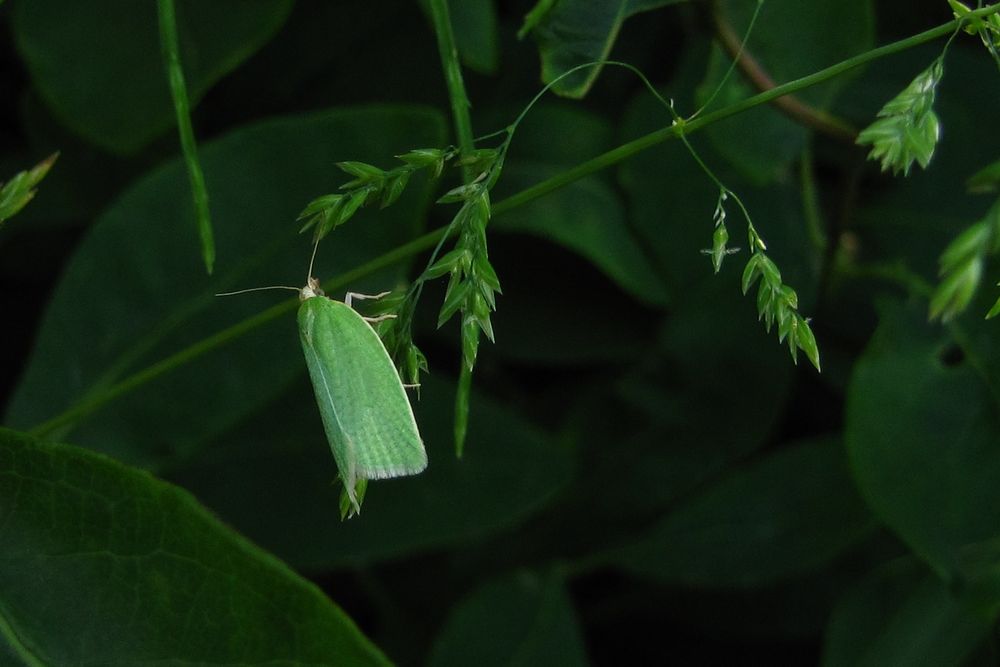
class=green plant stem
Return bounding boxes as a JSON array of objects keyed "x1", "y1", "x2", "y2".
[
  {"x1": 840, "y1": 259, "x2": 1000, "y2": 408},
  {"x1": 498, "y1": 4, "x2": 999, "y2": 213},
  {"x1": 800, "y1": 143, "x2": 827, "y2": 256},
  {"x1": 30, "y1": 5, "x2": 1000, "y2": 438},
  {"x1": 428, "y1": 0, "x2": 479, "y2": 455},
  {"x1": 428, "y1": 0, "x2": 476, "y2": 182},
  {"x1": 158, "y1": 0, "x2": 214, "y2": 275},
  {"x1": 711, "y1": 0, "x2": 858, "y2": 142},
  {"x1": 838, "y1": 259, "x2": 934, "y2": 298},
  {"x1": 29, "y1": 229, "x2": 446, "y2": 439}
]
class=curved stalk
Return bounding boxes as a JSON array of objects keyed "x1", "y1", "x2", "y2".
[{"x1": 29, "y1": 5, "x2": 1000, "y2": 437}]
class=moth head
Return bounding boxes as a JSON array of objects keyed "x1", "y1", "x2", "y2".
[{"x1": 300, "y1": 276, "x2": 325, "y2": 301}]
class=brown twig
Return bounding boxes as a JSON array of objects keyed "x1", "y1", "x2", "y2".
[{"x1": 712, "y1": 2, "x2": 859, "y2": 144}]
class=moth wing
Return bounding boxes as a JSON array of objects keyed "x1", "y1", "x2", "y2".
[{"x1": 298, "y1": 297, "x2": 427, "y2": 485}]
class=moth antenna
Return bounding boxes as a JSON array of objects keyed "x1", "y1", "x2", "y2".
[
  {"x1": 306, "y1": 233, "x2": 322, "y2": 283},
  {"x1": 214, "y1": 285, "x2": 300, "y2": 297}
]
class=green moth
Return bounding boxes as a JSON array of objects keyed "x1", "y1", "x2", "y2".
[{"x1": 297, "y1": 277, "x2": 427, "y2": 518}]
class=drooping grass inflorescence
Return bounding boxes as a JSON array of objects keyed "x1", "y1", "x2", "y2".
[
  {"x1": 0, "y1": 153, "x2": 58, "y2": 225},
  {"x1": 856, "y1": 58, "x2": 943, "y2": 176},
  {"x1": 855, "y1": 1, "x2": 1000, "y2": 321}
]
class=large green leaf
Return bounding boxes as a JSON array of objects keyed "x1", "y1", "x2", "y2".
[
  {"x1": 714, "y1": 0, "x2": 874, "y2": 108},
  {"x1": 13, "y1": 0, "x2": 293, "y2": 153},
  {"x1": 846, "y1": 301, "x2": 1000, "y2": 578},
  {"x1": 416, "y1": 0, "x2": 498, "y2": 75},
  {"x1": 5, "y1": 106, "x2": 446, "y2": 470},
  {"x1": 427, "y1": 571, "x2": 588, "y2": 667},
  {"x1": 698, "y1": 0, "x2": 874, "y2": 184},
  {"x1": 522, "y1": 276, "x2": 794, "y2": 560},
  {"x1": 821, "y1": 558, "x2": 996, "y2": 667},
  {"x1": 166, "y1": 375, "x2": 574, "y2": 570},
  {"x1": 494, "y1": 104, "x2": 668, "y2": 307},
  {"x1": 495, "y1": 163, "x2": 668, "y2": 306},
  {"x1": 610, "y1": 437, "x2": 874, "y2": 587},
  {"x1": 525, "y1": 0, "x2": 689, "y2": 98},
  {"x1": 451, "y1": 0, "x2": 499, "y2": 75},
  {"x1": 695, "y1": 45, "x2": 807, "y2": 186},
  {"x1": 0, "y1": 428, "x2": 389, "y2": 666},
  {"x1": 483, "y1": 244, "x2": 658, "y2": 365}
]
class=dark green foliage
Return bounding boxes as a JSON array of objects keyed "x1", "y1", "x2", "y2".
[
  {"x1": 4, "y1": 0, "x2": 1000, "y2": 664},
  {"x1": 0, "y1": 428, "x2": 390, "y2": 665}
]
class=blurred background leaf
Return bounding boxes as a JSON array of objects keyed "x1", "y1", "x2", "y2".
[
  {"x1": 699, "y1": 0, "x2": 873, "y2": 184},
  {"x1": 846, "y1": 300, "x2": 1000, "y2": 580},
  {"x1": 428, "y1": 570, "x2": 588, "y2": 667},
  {"x1": 0, "y1": 428, "x2": 389, "y2": 666},
  {"x1": 821, "y1": 557, "x2": 998, "y2": 667},
  {"x1": 167, "y1": 374, "x2": 574, "y2": 571},
  {"x1": 451, "y1": 0, "x2": 500, "y2": 74},
  {"x1": 12, "y1": 0, "x2": 293, "y2": 154},
  {"x1": 609, "y1": 436, "x2": 875, "y2": 587},
  {"x1": 524, "y1": 0, "x2": 689, "y2": 98}
]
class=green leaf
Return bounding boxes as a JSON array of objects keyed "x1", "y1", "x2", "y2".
[
  {"x1": 566, "y1": 277, "x2": 794, "y2": 519},
  {"x1": 496, "y1": 163, "x2": 668, "y2": 307},
  {"x1": 846, "y1": 301, "x2": 1000, "y2": 578},
  {"x1": 967, "y1": 157, "x2": 1000, "y2": 194},
  {"x1": 821, "y1": 558, "x2": 996, "y2": 667},
  {"x1": 610, "y1": 437, "x2": 873, "y2": 587},
  {"x1": 428, "y1": 571, "x2": 588, "y2": 667},
  {"x1": 696, "y1": 46, "x2": 807, "y2": 186},
  {"x1": 699, "y1": 0, "x2": 874, "y2": 184},
  {"x1": 167, "y1": 375, "x2": 574, "y2": 570},
  {"x1": 13, "y1": 0, "x2": 293, "y2": 153},
  {"x1": 715, "y1": 0, "x2": 874, "y2": 108},
  {"x1": 5, "y1": 106, "x2": 446, "y2": 470},
  {"x1": 518, "y1": 0, "x2": 558, "y2": 39},
  {"x1": 528, "y1": 0, "x2": 689, "y2": 98},
  {"x1": 486, "y1": 252, "x2": 655, "y2": 365},
  {"x1": 450, "y1": 0, "x2": 499, "y2": 74},
  {"x1": 0, "y1": 153, "x2": 58, "y2": 224},
  {"x1": 0, "y1": 428, "x2": 389, "y2": 666}
]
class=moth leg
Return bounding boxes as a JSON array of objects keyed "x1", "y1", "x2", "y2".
[
  {"x1": 363, "y1": 313, "x2": 397, "y2": 324},
  {"x1": 344, "y1": 290, "x2": 391, "y2": 309}
]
